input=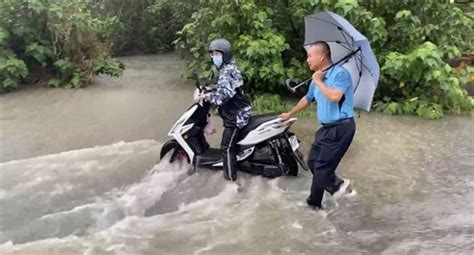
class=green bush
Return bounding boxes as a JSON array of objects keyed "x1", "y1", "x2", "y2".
[
  {"x1": 0, "y1": 0, "x2": 124, "y2": 91},
  {"x1": 251, "y1": 94, "x2": 289, "y2": 114},
  {"x1": 251, "y1": 94, "x2": 315, "y2": 118},
  {"x1": 147, "y1": 0, "x2": 200, "y2": 53},
  {"x1": 174, "y1": 0, "x2": 473, "y2": 118},
  {"x1": 2, "y1": 0, "x2": 472, "y2": 119},
  {"x1": 93, "y1": 0, "x2": 187, "y2": 55},
  {"x1": 174, "y1": 0, "x2": 310, "y2": 93},
  {"x1": 376, "y1": 42, "x2": 473, "y2": 119}
]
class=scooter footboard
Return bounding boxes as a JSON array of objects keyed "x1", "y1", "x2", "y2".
[{"x1": 238, "y1": 161, "x2": 284, "y2": 178}]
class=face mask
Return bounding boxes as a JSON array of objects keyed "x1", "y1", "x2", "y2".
[{"x1": 212, "y1": 55, "x2": 223, "y2": 68}]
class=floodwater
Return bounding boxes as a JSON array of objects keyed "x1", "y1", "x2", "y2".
[{"x1": 1, "y1": 55, "x2": 473, "y2": 254}]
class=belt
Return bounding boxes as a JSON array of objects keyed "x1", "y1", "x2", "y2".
[{"x1": 321, "y1": 117, "x2": 353, "y2": 127}]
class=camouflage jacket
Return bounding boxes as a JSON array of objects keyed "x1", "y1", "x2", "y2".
[{"x1": 207, "y1": 60, "x2": 252, "y2": 129}]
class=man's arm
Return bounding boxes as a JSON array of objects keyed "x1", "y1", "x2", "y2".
[
  {"x1": 279, "y1": 97, "x2": 309, "y2": 121},
  {"x1": 313, "y1": 70, "x2": 343, "y2": 103}
]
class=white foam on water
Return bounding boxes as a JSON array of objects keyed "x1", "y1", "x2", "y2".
[
  {"x1": 117, "y1": 159, "x2": 188, "y2": 216},
  {"x1": 36, "y1": 152, "x2": 190, "y2": 231},
  {"x1": 39, "y1": 202, "x2": 102, "y2": 221},
  {"x1": 0, "y1": 189, "x2": 9, "y2": 199},
  {"x1": 0, "y1": 167, "x2": 356, "y2": 254},
  {"x1": 0, "y1": 140, "x2": 198, "y2": 248},
  {"x1": 8, "y1": 175, "x2": 55, "y2": 196},
  {"x1": 49, "y1": 182, "x2": 76, "y2": 196},
  {"x1": 0, "y1": 140, "x2": 159, "y2": 198},
  {"x1": 96, "y1": 175, "x2": 288, "y2": 252},
  {"x1": 292, "y1": 221, "x2": 303, "y2": 229},
  {"x1": 0, "y1": 236, "x2": 86, "y2": 254},
  {"x1": 1, "y1": 140, "x2": 153, "y2": 166}
]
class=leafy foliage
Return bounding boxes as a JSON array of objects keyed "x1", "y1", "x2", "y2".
[
  {"x1": 92, "y1": 0, "x2": 183, "y2": 55},
  {"x1": 0, "y1": 0, "x2": 124, "y2": 91},
  {"x1": 147, "y1": 0, "x2": 200, "y2": 53},
  {"x1": 376, "y1": 42, "x2": 473, "y2": 119},
  {"x1": 173, "y1": 0, "x2": 473, "y2": 118},
  {"x1": 251, "y1": 94, "x2": 289, "y2": 114},
  {"x1": 2, "y1": 0, "x2": 472, "y2": 119},
  {"x1": 251, "y1": 93, "x2": 315, "y2": 117}
]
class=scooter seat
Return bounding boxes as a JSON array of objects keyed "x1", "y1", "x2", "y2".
[{"x1": 239, "y1": 113, "x2": 279, "y2": 140}]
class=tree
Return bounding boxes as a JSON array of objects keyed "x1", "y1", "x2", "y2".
[{"x1": 175, "y1": 0, "x2": 473, "y2": 118}]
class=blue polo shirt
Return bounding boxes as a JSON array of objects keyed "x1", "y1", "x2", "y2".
[{"x1": 305, "y1": 65, "x2": 354, "y2": 124}]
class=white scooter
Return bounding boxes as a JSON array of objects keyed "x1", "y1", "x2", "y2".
[{"x1": 160, "y1": 73, "x2": 309, "y2": 178}]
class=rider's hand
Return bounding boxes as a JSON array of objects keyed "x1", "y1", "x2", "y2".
[
  {"x1": 197, "y1": 93, "x2": 207, "y2": 101},
  {"x1": 279, "y1": 112, "x2": 291, "y2": 121}
]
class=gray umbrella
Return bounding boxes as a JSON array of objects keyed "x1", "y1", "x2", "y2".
[{"x1": 301, "y1": 11, "x2": 380, "y2": 111}]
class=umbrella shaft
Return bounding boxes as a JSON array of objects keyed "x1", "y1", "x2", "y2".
[
  {"x1": 288, "y1": 48, "x2": 361, "y2": 92},
  {"x1": 324, "y1": 47, "x2": 361, "y2": 72}
]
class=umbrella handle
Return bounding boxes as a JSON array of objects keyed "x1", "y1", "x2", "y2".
[{"x1": 286, "y1": 78, "x2": 311, "y2": 93}]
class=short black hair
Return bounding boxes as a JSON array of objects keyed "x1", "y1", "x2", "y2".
[{"x1": 311, "y1": 41, "x2": 331, "y2": 59}]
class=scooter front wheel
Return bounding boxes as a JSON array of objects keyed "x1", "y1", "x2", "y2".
[{"x1": 160, "y1": 140, "x2": 189, "y2": 163}]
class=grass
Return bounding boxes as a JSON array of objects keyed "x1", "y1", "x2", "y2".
[{"x1": 250, "y1": 93, "x2": 315, "y2": 117}]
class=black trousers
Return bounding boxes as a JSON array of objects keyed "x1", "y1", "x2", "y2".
[
  {"x1": 221, "y1": 127, "x2": 239, "y2": 181},
  {"x1": 307, "y1": 118, "x2": 356, "y2": 207}
]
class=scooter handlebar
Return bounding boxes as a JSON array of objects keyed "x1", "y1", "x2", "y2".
[{"x1": 192, "y1": 70, "x2": 203, "y2": 92}]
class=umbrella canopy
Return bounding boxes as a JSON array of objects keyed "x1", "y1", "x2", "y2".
[{"x1": 304, "y1": 11, "x2": 380, "y2": 111}]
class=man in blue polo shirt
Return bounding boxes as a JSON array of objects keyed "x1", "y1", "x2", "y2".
[{"x1": 280, "y1": 41, "x2": 356, "y2": 210}]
